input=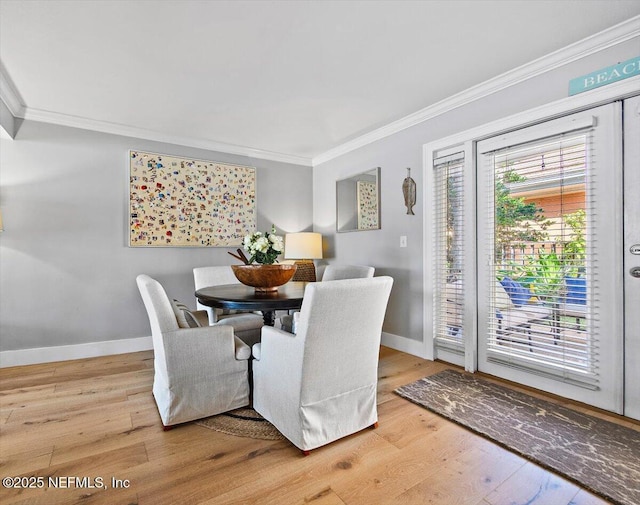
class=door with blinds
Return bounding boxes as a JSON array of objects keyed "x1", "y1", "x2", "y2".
[
  {"x1": 623, "y1": 95, "x2": 640, "y2": 420},
  {"x1": 432, "y1": 147, "x2": 476, "y2": 369},
  {"x1": 476, "y1": 104, "x2": 623, "y2": 412}
]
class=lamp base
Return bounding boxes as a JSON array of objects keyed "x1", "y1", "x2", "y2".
[{"x1": 292, "y1": 260, "x2": 316, "y2": 282}]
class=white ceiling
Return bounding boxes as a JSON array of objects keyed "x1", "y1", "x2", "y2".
[{"x1": 1, "y1": 0, "x2": 639, "y2": 165}]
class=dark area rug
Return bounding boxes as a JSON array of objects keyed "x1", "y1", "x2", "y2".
[
  {"x1": 195, "y1": 407, "x2": 284, "y2": 441},
  {"x1": 395, "y1": 369, "x2": 640, "y2": 505}
]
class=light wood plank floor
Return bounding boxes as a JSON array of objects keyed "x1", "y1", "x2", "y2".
[{"x1": 1, "y1": 346, "x2": 634, "y2": 505}]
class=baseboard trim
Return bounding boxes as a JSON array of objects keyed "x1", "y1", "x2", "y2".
[
  {"x1": 2, "y1": 332, "x2": 421, "y2": 368},
  {"x1": 381, "y1": 332, "x2": 426, "y2": 359},
  {"x1": 0, "y1": 336, "x2": 153, "y2": 368}
]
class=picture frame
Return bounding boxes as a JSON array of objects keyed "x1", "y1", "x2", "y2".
[{"x1": 129, "y1": 150, "x2": 256, "y2": 247}]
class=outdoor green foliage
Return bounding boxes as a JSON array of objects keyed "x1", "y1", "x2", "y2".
[
  {"x1": 523, "y1": 210, "x2": 586, "y2": 299},
  {"x1": 495, "y1": 169, "x2": 552, "y2": 261},
  {"x1": 559, "y1": 209, "x2": 586, "y2": 277},
  {"x1": 446, "y1": 174, "x2": 462, "y2": 274},
  {"x1": 494, "y1": 170, "x2": 587, "y2": 299},
  {"x1": 519, "y1": 250, "x2": 565, "y2": 300},
  {"x1": 495, "y1": 207, "x2": 587, "y2": 302}
]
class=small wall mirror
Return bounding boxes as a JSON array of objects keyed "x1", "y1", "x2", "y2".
[{"x1": 336, "y1": 167, "x2": 381, "y2": 232}]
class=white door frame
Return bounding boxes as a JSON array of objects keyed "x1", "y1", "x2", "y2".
[
  {"x1": 422, "y1": 79, "x2": 638, "y2": 417},
  {"x1": 623, "y1": 95, "x2": 640, "y2": 420}
]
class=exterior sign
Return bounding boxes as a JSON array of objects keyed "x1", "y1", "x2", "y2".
[{"x1": 569, "y1": 56, "x2": 640, "y2": 96}]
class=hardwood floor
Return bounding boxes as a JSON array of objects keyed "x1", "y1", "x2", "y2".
[{"x1": 0, "y1": 346, "x2": 629, "y2": 505}]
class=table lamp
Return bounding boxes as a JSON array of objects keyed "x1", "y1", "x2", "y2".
[{"x1": 284, "y1": 232, "x2": 323, "y2": 282}]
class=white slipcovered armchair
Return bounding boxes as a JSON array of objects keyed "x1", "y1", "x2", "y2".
[
  {"x1": 193, "y1": 266, "x2": 264, "y2": 347},
  {"x1": 252, "y1": 276, "x2": 393, "y2": 453},
  {"x1": 136, "y1": 274, "x2": 251, "y2": 428},
  {"x1": 280, "y1": 264, "x2": 375, "y2": 333}
]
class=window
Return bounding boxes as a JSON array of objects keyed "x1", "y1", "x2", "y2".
[
  {"x1": 477, "y1": 104, "x2": 623, "y2": 412},
  {"x1": 483, "y1": 132, "x2": 594, "y2": 382},
  {"x1": 433, "y1": 151, "x2": 466, "y2": 355}
]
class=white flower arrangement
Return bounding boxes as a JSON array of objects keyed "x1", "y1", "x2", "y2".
[{"x1": 242, "y1": 225, "x2": 284, "y2": 264}]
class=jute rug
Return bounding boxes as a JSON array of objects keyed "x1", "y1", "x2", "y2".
[
  {"x1": 195, "y1": 407, "x2": 284, "y2": 441},
  {"x1": 395, "y1": 369, "x2": 640, "y2": 505}
]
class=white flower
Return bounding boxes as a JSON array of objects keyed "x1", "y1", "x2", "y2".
[
  {"x1": 241, "y1": 225, "x2": 284, "y2": 264},
  {"x1": 270, "y1": 235, "x2": 284, "y2": 252},
  {"x1": 255, "y1": 236, "x2": 270, "y2": 253}
]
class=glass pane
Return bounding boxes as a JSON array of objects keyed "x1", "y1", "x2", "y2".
[
  {"x1": 489, "y1": 133, "x2": 593, "y2": 378},
  {"x1": 435, "y1": 160, "x2": 465, "y2": 350}
]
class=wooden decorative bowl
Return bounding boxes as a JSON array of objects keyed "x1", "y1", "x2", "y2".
[{"x1": 231, "y1": 264, "x2": 297, "y2": 292}]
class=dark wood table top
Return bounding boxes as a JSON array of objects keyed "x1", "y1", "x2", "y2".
[{"x1": 195, "y1": 281, "x2": 308, "y2": 312}]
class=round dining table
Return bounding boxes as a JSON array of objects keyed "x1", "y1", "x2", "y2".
[{"x1": 195, "y1": 281, "x2": 308, "y2": 326}]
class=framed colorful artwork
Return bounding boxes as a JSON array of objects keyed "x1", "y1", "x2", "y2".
[
  {"x1": 129, "y1": 151, "x2": 256, "y2": 247},
  {"x1": 357, "y1": 179, "x2": 379, "y2": 230}
]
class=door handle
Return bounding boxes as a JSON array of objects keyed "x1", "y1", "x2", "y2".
[{"x1": 631, "y1": 267, "x2": 640, "y2": 278}]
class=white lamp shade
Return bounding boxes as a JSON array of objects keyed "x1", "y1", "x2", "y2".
[{"x1": 284, "y1": 232, "x2": 323, "y2": 259}]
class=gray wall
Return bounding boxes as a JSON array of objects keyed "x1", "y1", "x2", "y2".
[
  {"x1": 0, "y1": 120, "x2": 312, "y2": 351},
  {"x1": 313, "y1": 39, "x2": 639, "y2": 342},
  {"x1": 1, "y1": 37, "x2": 636, "y2": 355}
]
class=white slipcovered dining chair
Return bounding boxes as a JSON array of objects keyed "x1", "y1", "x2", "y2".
[
  {"x1": 252, "y1": 276, "x2": 394, "y2": 453},
  {"x1": 320, "y1": 264, "x2": 375, "y2": 281},
  {"x1": 280, "y1": 264, "x2": 375, "y2": 333},
  {"x1": 193, "y1": 266, "x2": 264, "y2": 347},
  {"x1": 136, "y1": 274, "x2": 251, "y2": 429}
]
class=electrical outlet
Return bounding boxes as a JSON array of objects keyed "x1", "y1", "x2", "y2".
[{"x1": 400, "y1": 236, "x2": 407, "y2": 248}]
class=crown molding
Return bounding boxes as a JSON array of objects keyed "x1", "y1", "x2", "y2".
[
  {"x1": 0, "y1": 62, "x2": 25, "y2": 117},
  {"x1": 0, "y1": 61, "x2": 311, "y2": 166},
  {"x1": 2, "y1": 16, "x2": 637, "y2": 168},
  {"x1": 18, "y1": 107, "x2": 313, "y2": 166},
  {"x1": 312, "y1": 15, "x2": 640, "y2": 166}
]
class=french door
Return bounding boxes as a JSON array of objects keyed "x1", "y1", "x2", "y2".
[
  {"x1": 430, "y1": 99, "x2": 640, "y2": 416},
  {"x1": 623, "y1": 95, "x2": 640, "y2": 420},
  {"x1": 430, "y1": 98, "x2": 640, "y2": 416},
  {"x1": 477, "y1": 104, "x2": 623, "y2": 413}
]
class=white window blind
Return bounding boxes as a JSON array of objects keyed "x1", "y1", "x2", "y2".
[
  {"x1": 433, "y1": 151, "x2": 465, "y2": 353},
  {"x1": 483, "y1": 131, "x2": 598, "y2": 387}
]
